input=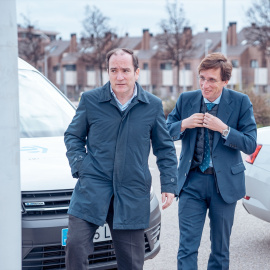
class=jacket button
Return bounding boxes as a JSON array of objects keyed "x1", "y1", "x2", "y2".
[
  {"x1": 189, "y1": 160, "x2": 191, "y2": 162},
  {"x1": 74, "y1": 157, "x2": 77, "y2": 161},
  {"x1": 171, "y1": 178, "x2": 175, "y2": 182},
  {"x1": 185, "y1": 173, "x2": 187, "y2": 177}
]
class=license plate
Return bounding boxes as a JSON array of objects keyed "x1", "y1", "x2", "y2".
[{"x1": 62, "y1": 223, "x2": 112, "y2": 246}]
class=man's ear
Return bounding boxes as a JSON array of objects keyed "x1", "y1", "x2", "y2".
[
  {"x1": 135, "y1": 68, "x2": 140, "y2": 80},
  {"x1": 223, "y1": 80, "x2": 229, "y2": 87}
]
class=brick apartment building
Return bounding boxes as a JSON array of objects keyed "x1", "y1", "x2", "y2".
[{"x1": 18, "y1": 23, "x2": 270, "y2": 101}]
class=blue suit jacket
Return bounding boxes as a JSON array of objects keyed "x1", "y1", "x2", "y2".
[{"x1": 167, "y1": 88, "x2": 257, "y2": 204}]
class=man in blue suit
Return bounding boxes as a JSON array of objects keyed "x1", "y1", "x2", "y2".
[{"x1": 167, "y1": 52, "x2": 257, "y2": 269}]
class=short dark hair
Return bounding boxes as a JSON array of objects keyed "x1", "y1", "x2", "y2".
[
  {"x1": 106, "y1": 48, "x2": 139, "y2": 71},
  {"x1": 198, "y1": 52, "x2": 232, "y2": 81}
]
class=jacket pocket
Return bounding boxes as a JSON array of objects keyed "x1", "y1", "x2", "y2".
[
  {"x1": 231, "y1": 162, "x2": 246, "y2": 175},
  {"x1": 77, "y1": 154, "x2": 89, "y2": 175}
]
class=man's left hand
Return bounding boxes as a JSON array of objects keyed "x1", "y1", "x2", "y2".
[
  {"x1": 203, "y1": 112, "x2": 227, "y2": 133},
  {"x1": 161, "y1": 193, "x2": 175, "y2": 210}
]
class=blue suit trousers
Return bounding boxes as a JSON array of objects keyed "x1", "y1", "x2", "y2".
[{"x1": 178, "y1": 170, "x2": 236, "y2": 270}]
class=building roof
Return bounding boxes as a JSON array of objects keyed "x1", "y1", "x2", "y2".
[
  {"x1": 118, "y1": 36, "x2": 142, "y2": 49},
  {"x1": 47, "y1": 40, "x2": 70, "y2": 57},
  {"x1": 191, "y1": 31, "x2": 222, "y2": 59},
  {"x1": 61, "y1": 52, "x2": 81, "y2": 64}
]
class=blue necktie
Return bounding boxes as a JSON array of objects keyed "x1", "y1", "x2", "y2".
[{"x1": 199, "y1": 103, "x2": 215, "y2": 172}]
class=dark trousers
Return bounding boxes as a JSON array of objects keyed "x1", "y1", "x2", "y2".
[
  {"x1": 177, "y1": 170, "x2": 237, "y2": 270},
  {"x1": 65, "y1": 198, "x2": 145, "y2": 270}
]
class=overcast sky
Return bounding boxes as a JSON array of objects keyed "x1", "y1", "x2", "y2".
[{"x1": 16, "y1": 0, "x2": 255, "y2": 40}]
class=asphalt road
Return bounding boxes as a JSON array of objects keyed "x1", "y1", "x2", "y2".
[{"x1": 144, "y1": 141, "x2": 270, "y2": 270}]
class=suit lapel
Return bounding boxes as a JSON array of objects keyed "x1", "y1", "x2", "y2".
[
  {"x1": 188, "y1": 91, "x2": 202, "y2": 151},
  {"x1": 212, "y1": 88, "x2": 233, "y2": 151}
]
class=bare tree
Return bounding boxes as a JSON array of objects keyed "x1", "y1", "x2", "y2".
[
  {"x1": 156, "y1": 0, "x2": 192, "y2": 94},
  {"x1": 18, "y1": 14, "x2": 47, "y2": 68},
  {"x1": 81, "y1": 5, "x2": 120, "y2": 86},
  {"x1": 245, "y1": 0, "x2": 270, "y2": 58}
]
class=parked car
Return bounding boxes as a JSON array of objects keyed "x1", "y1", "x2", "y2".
[
  {"x1": 242, "y1": 126, "x2": 270, "y2": 223},
  {"x1": 19, "y1": 58, "x2": 161, "y2": 270}
]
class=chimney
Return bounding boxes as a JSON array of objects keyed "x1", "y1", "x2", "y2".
[
  {"x1": 205, "y1": 27, "x2": 208, "y2": 32},
  {"x1": 80, "y1": 37, "x2": 85, "y2": 45},
  {"x1": 125, "y1": 32, "x2": 129, "y2": 37},
  {"x1": 182, "y1": 27, "x2": 192, "y2": 49},
  {"x1": 69, "y1": 33, "x2": 77, "y2": 53},
  {"x1": 227, "y1": 22, "x2": 237, "y2": 46},
  {"x1": 142, "y1": 29, "x2": 150, "y2": 50},
  {"x1": 105, "y1": 31, "x2": 112, "y2": 40}
]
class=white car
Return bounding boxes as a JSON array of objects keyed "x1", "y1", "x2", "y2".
[
  {"x1": 19, "y1": 59, "x2": 161, "y2": 269},
  {"x1": 242, "y1": 126, "x2": 270, "y2": 223}
]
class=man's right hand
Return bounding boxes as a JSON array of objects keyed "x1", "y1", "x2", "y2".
[{"x1": 181, "y1": 113, "x2": 204, "y2": 132}]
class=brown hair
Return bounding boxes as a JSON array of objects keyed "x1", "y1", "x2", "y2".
[
  {"x1": 198, "y1": 52, "x2": 232, "y2": 81},
  {"x1": 106, "y1": 48, "x2": 139, "y2": 71}
]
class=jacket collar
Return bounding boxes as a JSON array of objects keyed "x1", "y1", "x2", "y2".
[
  {"x1": 212, "y1": 87, "x2": 233, "y2": 152},
  {"x1": 98, "y1": 82, "x2": 149, "y2": 104}
]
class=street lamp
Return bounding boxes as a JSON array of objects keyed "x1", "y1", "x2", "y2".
[
  {"x1": 221, "y1": 0, "x2": 227, "y2": 55},
  {"x1": 205, "y1": 39, "x2": 212, "y2": 57}
]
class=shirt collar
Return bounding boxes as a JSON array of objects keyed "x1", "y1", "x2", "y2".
[
  {"x1": 110, "y1": 84, "x2": 137, "y2": 111},
  {"x1": 204, "y1": 92, "x2": 222, "y2": 105}
]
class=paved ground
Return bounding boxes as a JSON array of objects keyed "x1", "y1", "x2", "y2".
[{"x1": 144, "y1": 141, "x2": 270, "y2": 270}]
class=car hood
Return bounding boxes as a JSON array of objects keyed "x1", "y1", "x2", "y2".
[{"x1": 20, "y1": 136, "x2": 76, "y2": 191}]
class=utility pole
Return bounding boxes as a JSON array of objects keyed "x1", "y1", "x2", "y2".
[
  {"x1": 0, "y1": 0, "x2": 21, "y2": 269},
  {"x1": 221, "y1": 0, "x2": 227, "y2": 56}
]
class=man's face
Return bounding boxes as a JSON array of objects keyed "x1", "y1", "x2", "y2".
[
  {"x1": 199, "y1": 68, "x2": 228, "y2": 102},
  {"x1": 108, "y1": 52, "x2": 139, "y2": 96}
]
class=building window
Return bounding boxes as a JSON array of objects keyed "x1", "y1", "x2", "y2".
[
  {"x1": 250, "y1": 60, "x2": 258, "y2": 68},
  {"x1": 160, "y1": 63, "x2": 172, "y2": 70},
  {"x1": 86, "y1": 65, "x2": 94, "y2": 71},
  {"x1": 231, "y1": 60, "x2": 239, "y2": 68},
  {"x1": 65, "y1": 64, "x2": 76, "y2": 71},
  {"x1": 53, "y1": 66, "x2": 59, "y2": 72},
  {"x1": 143, "y1": 63, "x2": 149, "y2": 70},
  {"x1": 184, "y1": 63, "x2": 191, "y2": 70}
]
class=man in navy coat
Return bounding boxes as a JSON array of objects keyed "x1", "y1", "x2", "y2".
[
  {"x1": 167, "y1": 52, "x2": 257, "y2": 269},
  {"x1": 64, "y1": 48, "x2": 178, "y2": 270}
]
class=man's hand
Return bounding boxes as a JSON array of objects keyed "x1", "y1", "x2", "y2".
[
  {"x1": 203, "y1": 112, "x2": 227, "y2": 133},
  {"x1": 161, "y1": 193, "x2": 175, "y2": 210},
  {"x1": 181, "y1": 113, "x2": 204, "y2": 132}
]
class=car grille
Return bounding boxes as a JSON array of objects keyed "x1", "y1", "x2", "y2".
[
  {"x1": 22, "y1": 235, "x2": 152, "y2": 269},
  {"x1": 21, "y1": 190, "x2": 72, "y2": 216}
]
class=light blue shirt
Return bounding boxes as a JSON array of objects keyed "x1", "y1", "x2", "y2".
[{"x1": 110, "y1": 84, "x2": 137, "y2": 111}]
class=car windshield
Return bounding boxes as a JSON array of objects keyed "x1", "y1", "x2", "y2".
[{"x1": 19, "y1": 69, "x2": 75, "y2": 138}]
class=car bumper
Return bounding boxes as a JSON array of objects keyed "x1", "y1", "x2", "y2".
[
  {"x1": 22, "y1": 193, "x2": 161, "y2": 270},
  {"x1": 242, "y1": 164, "x2": 270, "y2": 223}
]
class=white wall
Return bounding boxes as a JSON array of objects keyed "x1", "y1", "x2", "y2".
[
  {"x1": 56, "y1": 70, "x2": 61, "y2": 85},
  {"x1": 179, "y1": 70, "x2": 193, "y2": 86},
  {"x1": 139, "y1": 70, "x2": 151, "y2": 85},
  {"x1": 65, "y1": 71, "x2": 77, "y2": 85},
  {"x1": 87, "y1": 71, "x2": 96, "y2": 86},
  {"x1": 162, "y1": 70, "x2": 173, "y2": 86},
  {"x1": 230, "y1": 68, "x2": 241, "y2": 85},
  {"x1": 254, "y1": 68, "x2": 268, "y2": 85}
]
